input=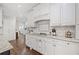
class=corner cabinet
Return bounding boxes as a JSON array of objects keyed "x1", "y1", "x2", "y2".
[
  {"x1": 50, "y1": 3, "x2": 75, "y2": 26},
  {"x1": 0, "y1": 8, "x2": 2, "y2": 27}
]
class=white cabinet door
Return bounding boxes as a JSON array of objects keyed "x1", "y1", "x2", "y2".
[
  {"x1": 40, "y1": 4, "x2": 49, "y2": 15},
  {"x1": 65, "y1": 42, "x2": 79, "y2": 55},
  {"x1": 55, "y1": 40, "x2": 67, "y2": 55},
  {"x1": 41, "y1": 39, "x2": 46, "y2": 54},
  {"x1": 3, "y1": 17, "x2": 16, "y2": 41},
  {"x1": 55, "y1": 39, "x2": 79, "y2": 55},
  {"x1": 30, "y1": 36, "x2": 39, "y2": 50},
  {"x1": 35, "y1": 37, "x2": 43, "y2": 53},
  {"x1": 26, "y1": 36, "x2": 34, "y2": 48},
  {"x1": 76, "y1": 4, "x2": 79, "y2": 25},
  {"x1": 0, "y1": 8, "x2": 2, "y2": 27},
  {"x1": 37, "y1": 39, "x2": 43, "y2": 53},
  {"x1": 76, "y1": 25, "x2": 79, "y2": 39},
  {"x1": 27, "y1": 11, "x2": 35, "y2": 27},
  {"x1": 33, "y1": 4, "x2": 50, "y2": 22},
  {"x1": 76, "y1": 4, "x2": 79, "y2": 40},
  {"x1": 45, "y1": 39, "x2": 55, "y2": 55},
  {"x1": 50, "y1": 3, "x2": 61, "y2": 26},
  {"x1": 9, "y1": 18, "x2": 16, "y2": 40},
  {"x1": 55, "y1": 44, "x2": 66, "y2": 55},
  {"x1": 61, "y1": 3, "x2": 75, "y2": 26},
  {"x1": 26, "y1": 36, "x2": 31, "y2": 47}
]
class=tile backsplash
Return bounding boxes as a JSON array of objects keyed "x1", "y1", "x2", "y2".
[
  {"x1": 50, "y1": 26, "x2": 75, "y2": 38},
  {"x1": 29, "y1": 24, "x2": 75, "y2": 38}
]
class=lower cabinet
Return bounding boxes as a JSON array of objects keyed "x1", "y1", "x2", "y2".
[
  {"x1": 26, "y1": 35, "x2": 79, "y2": 55},
  {"x1": 76, "y1": 25, "x2": 79, "y2": 39},
  {"x1": 64, "y1": 42, "x2": 79, "y2": 55},
  {"x1": 44, "y1": 39, "x2": 55, "y2": 55},
  {"x1": 55, "y1": 40, "x2": 66, "y2": 55},
  {"x1": 55, "y1": 40, "x2": 79, "y2": 55}
]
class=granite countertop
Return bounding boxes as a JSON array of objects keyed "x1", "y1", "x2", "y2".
[
  {"x1": 27, "y1": 34, "x2": 79, "y2": 43},
  {"x1": 0, "y1": 40, "x2": 13, "y2": 53}
]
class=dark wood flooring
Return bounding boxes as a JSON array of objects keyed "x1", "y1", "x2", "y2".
[{"x1": 9, "y1": 33, "x2": 41, "y2": 55}]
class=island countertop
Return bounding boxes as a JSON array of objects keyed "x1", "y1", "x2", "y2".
[{"x1": 0, "y1": 40, "x2": 13, "y2": 54}]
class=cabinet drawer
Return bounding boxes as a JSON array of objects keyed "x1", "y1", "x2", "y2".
[{"x1": 55, "y1": 40, "x2": 67, "y2": 46}]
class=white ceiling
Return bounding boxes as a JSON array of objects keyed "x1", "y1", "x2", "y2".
[{"x1": 0, "y1": 3, "x2": 38, "y2": 17}]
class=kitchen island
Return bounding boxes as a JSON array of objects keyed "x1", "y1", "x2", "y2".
[{"x1": 0, "y1": 40, "x2": 13, "y2": 55}]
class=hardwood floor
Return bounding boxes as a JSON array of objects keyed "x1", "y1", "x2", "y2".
[{"x1": 9, "y1": 33, "x2": 41, "y2": 55}]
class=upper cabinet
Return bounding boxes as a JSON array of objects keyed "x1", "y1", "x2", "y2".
[
  {"x1": 27, "y1": 3, "x2": 50, "y2": 27},
  {"x1": 50, "y1": 4, "x2": 61, "y2": 26},
  {"x1": 0, "y1": 8, "x2": 2, "y2": 27},
  {"x1": 76, "y1": 4, "x2": 79, "y2": 25},
  {"x1": 76, "y1": 4, "x2": 79, "y2": 39},
  {"x1": 33, "y1": 3, "x2": 50, "y2": 22},
  {"x1": 61, "y1": 3, "x2": 75, "y2": 26},
  {"x1": 27, "y1": 3, "x2": 75, "y2": 27},
  {"x1": 50, "y1": 3, "x2": 75, "y2": 26}
]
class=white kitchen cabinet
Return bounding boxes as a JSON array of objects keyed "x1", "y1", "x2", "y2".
[
  {"x1": 27, "y1": 18, "x2": 35, "y2": 27},
  {"x1": 40, "y1": 39, "x2": 47, "y2": 54},
  {"x1": 55, "y1": 44, "x2": 66, "y2": 55},
  {"x1": 64, "y1": 42, "x2": 79, "y2": 55},
  {"x1": 34, "y1": 13, "x2": 49, "y2": 22},
  {"x1": 3, "y1": 17, "x2": 16, "y2": 41},
  {"x1": 26, "y1": 35, "x2": 79, "y2": 55},
  {"x1": 36, "y1": 38, "x2": 43, "y2": 53},
  {"x1": 76, "y1": 4, "x2": 79, "y2": 25},
  {"x1": 32, "y1": 37, "x2": 46, "y2": 54},
  {"x1": 55, "y1": 40, "x2": 79, "y2": 55},
  {"x1": 26, "y1": 35, "x2": 36, "y2": 49},
  {"x1": 50, "y1": 3, "x2": 61, "y2": 26},
  {"x1": 26, "y1": 10, "x2": 35, "y2": 27},
  {"x1": 50, "y1": 3, "x2": 75, "y2": 26},
  {"x1": 76, "y1": 25, "x2": 79, "y2": 39},
  {"x1": 76, "y1": 4, "x2": 79, "y2": 40},
  {"x1": 61, "y1": 3, "x2": 75, "y2": 26},
  {"x1": 26, "y1": 35, "x2": 32, "y2": 47},
  {"x1": 0, "y1": 8, "x2": 2, "y2": 27},
  {"x1": 27, "y1": 4, "x2": 50, "y2": 27},
  {"x1": 32, "y1": 4, "x2": 50, "y2": 22},
  {"x1": 55, "y1": 40, "x2": 66, "y2": 55},
  {"x1": 30, "y1": 36, "x2": 39, "y2": 50},
  {"x1": 26, "y1": 35, "x2": 42, "y2": 52},
  {"x1": 45, "y1": 39, "x2": 55, "y2": 55},
  {"x1": 39, "y1": 4, "x2": 49, "y2": 15}
]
